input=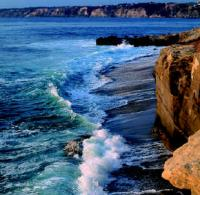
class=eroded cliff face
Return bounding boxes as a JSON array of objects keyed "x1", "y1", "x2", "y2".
[
  {"x1": 155, "y1": 40, "x2": 200, "y2": 144},
  {"x1": 162, "y1": 130, "x2": 200, "y2": 195},
  {"x1": 1, "y1": 3, "x2": 200, "y2": 18},
  {"x1": 91, "y1": 8, "x2": 107, "y2": 17},
  {"x1": 155, "y1": 28, "x2": 200, "y2": 194},
  {"x1": 115, "y1": 8, "x2": 147, "y2": 17}
]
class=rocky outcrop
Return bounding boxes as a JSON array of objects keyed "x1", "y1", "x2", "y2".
[
  {"x1": 96, "y1": 36, "x2": 123, "y2": 46},
  {"x1": 64, "y1": 140, "x2": 83, "y2": 156},
  {"x1": 97, "y1": 28, "x2": 200, "y2": 47},
  {"x1": 155, "y1": 36, "x2": 200, "y2": 145},
  {"x1": 0, "y1": 3, "x2": 200, "y2": 18},
  {"x1": 154, "y1": 28, "x2": 200, "y2": 194},
  {"x1": 179, "y1": 28, "x2": 200, "y2": 44},
  {"x1": 162, "y1": 130, "x2": 200, "y2": 194},
  {"x1": 96, "y1": 34, "x2": 180, "y2": 46}
]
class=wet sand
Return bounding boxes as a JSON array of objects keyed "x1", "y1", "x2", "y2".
[
  {"x1": 94, "y1": 55, "x2": 188, "y2": 194},
  {"x1": 96, "y1": 56, "x2": 157, "y2": 142}
]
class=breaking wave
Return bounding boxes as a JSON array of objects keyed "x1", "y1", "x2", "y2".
[
  {"x1": 49, "y1": 83, "x2": 72, "y2": 108},
  {"x1": 78, "y1": 129, "x2": 129, "y2": 195}
]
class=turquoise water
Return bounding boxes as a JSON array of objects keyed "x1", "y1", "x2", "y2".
[{"x1": 0, "y1": 18, "x2": 200, "y2": 195}]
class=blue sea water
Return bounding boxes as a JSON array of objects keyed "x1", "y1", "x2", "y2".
[{"x1": 0, "y1": 17, "x2": 200, "y2": 195}]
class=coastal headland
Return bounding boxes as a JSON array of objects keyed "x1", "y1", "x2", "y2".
[{"x1": 1, "y1": 3, "x2": 200, "y2": 18}]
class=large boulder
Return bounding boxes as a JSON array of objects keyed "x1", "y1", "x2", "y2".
[{"x1": 162, "y1": 130, "x2": 200, "y2": 195}]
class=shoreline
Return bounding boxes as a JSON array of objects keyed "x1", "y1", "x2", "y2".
[
  {"x1": 1, "y1": 17, "x2": 200, "y2": 195},
  {"x1": 96, "y1": 56, "x2": 157, "y2": 141},
  {"x1": 94, "y1": 55, "x2": 188, "y2": 194}
]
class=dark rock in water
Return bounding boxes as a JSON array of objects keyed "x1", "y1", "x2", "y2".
[
  {"x1": 96, "y1": 34, "x2": 179, "y2": 46},
  {"x1": 128, "y1": 34, "x2": 180, "y2": 47},
  {"x1": 96, "y1": 36, "x2": 123, "y2": 46},
  {"x1": 96, "y1": 28, "x2": 200, "y2": 47},
  {"x1": 64, "y1": 135, "x2": 90, "y2": 156}
]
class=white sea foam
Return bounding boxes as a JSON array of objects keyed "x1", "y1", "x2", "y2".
[
  {"x1": 110, "y1": 41, "x2": 132, "y2": 51},
  {"x1": 49, "y1": 83, "x2": 72, "y2": 108},
  {"x1": 92, "y1": 74, "x2": 112, "y2": 90},
  {"x1": 78, "y1": 129, "x2": 128, "y2": 195},
  {"x1": 111, "y1": 189, "x2": 174, "y2": 195},
  {"x1": 116, "y1": 41, "x2": 132, "y2": 49}
]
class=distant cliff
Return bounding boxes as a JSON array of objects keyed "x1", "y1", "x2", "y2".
[{"x1": 1, "y1": 3, "x2": 200, "y2": 18}]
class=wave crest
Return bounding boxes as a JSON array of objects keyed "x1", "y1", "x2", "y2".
[
  {"x1": 49, "y1": 83, "x2": 72, "y2": 108},
  {"x1": 78, "y1": 129, "x2": 128, "y2": 195}
]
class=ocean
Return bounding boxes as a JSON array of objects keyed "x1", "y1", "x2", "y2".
[{"x1": 0, "y1": 17, "x2": 200, "y2": 195}]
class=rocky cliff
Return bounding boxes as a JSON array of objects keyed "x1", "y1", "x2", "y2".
[
  {"x1": 155, "y1": 29, "x2": 200, "y2": 146},
  {"x1": 155, "y1": 28, "x2": 200, "y2": 194},
  {"x1": 0, "y1": 3, "x2": 200, "y2": 18}
]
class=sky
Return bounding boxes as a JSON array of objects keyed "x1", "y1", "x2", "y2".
[{"x1": 0, "y1": 0, "x2": 196, "y2": 9}]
